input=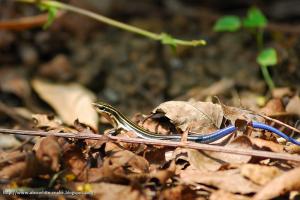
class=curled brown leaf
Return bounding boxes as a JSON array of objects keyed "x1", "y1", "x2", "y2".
[
  {"x1": 34, "y1": 136, "x2": 61, "y2": 172},
  {"x1": 254, "y1": 167, "x2": 300, "y2": 200},
  {"x1": 0, "y1": 161, "x2": 26, "y2": 179},
  {"x1": 153, "y1": 101, "x2": 223, "y2": 133},
  {"x1": 180, "y1": 168, "x2": 260, "y2": 194},
  {"x1": 240, "y1": 164, "x2": 282, "y2": 185}
]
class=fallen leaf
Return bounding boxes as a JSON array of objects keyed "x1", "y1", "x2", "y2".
[
  {"x1": 240, "y1": 164, "x2": 282, "y2": 185},
  {"x1": 145, "y1": 146, "x2": 172, "y2": 165},
  {"x1": 171, "y1": 136, "x2": 252, "y2": 175},
  {"x1": 148, "y1": 169, "x2": 175, "y2": 185},
  {"x1": 85, "y1": 168, "x2": 104, "y2": 182},
  {"x1": 172, "y1": 148, "x2": 223, "y2": 172},
  {"x1": 221, "y1": 104, "x2": 264, "y2": 125},
  {"x1": 152, "y1": 101, "x2": 223, "y2": 133},
  {"x1": 68, "y1": 182, "x2": 145, "y2": 200},
  {"x1": 135, "y1": 113, "x2": 177, "y2": 136},
  {"x1": 32, "y1": 79, "x2": 98, "y2": 129},
  {"x1": 32, "y1": 114, "x2": 63, "y2": 129},
  {"x1": 22, "y1": 152, "x2": 51, "y2": 178},
  {"x1": 249, "y1": 137, "x2": 284, "y2": 153},
  {"x1": 286, "y1": 95, "x2": 300, "y2": 116},
  {"x1": 63, "y1": 147, "x2": 87, "y2": 178},
  {"x1": 272, "y1": 87, "x2": 294, "y2": 99},
  {"x1": 103, "y1": 149, "x2": 149, "y2": 175},
  {"x1": 13, "y1": 107, "x2": 35, "y2": 120},
  {"x1": 101, "y1": 144, "x2": 149, "y2": 183},
  {"x1": 285, "y1": 144, "x2": 300, "y2": 154},
  {"x1": 209, "y1": 136, "x2": 252, "y2": 164},
  {"x1": 0, "y1": 151, "x2": 25, "y2": 165},
  {"x1": 161, "y1": 185, "x2": 197, "y2": 200},
  {"x1": 180, "y1": 168, "x2": 260, "y2": 194},
  {"x1": 254, "y1": 167, "x2": 300, "y2": 200},
  {"x1": 34, "y1": 136, "x2": 61, "y2": 172},
  {"x1": 210, "y1": 190, "x2": 251, "y2": 200},
  {"x1": 236, "y1": 91, "x2": 262, "y2": 112},
  {"x1": 0, "y1": 161, "x2": 26, "y2": 179},
  {"x1": 0, "y1": 134, "x2": 21, "y2": 149},
  {"x1": 259, "y1": 99, "x2": 285, "y2": 116},
  {"x1": 148, "y1": 161, "x2": 175, "y2": 185}
]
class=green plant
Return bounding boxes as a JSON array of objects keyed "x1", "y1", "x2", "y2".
[
  {"x1": 214, "y1": 7, "x2": 277, "y2": 91},
  {"x1": 16, "y1": 0, "x2": 206, "y2": 48}
]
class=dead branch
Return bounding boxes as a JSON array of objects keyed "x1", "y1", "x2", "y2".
[{"x1": 0, "y1": 128, "x2": 300, "y2": 162}]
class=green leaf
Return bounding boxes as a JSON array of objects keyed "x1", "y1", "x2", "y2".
[
  {"x1": 243, "y1": 7, "x2": 267, "y2": 28},
  {"x1": 44, "y1": 6, "x2": 57, "y2": 29},
  {"x1": 257, "y1": 48, "x2": 277, "y2": 67},
  {"x1": 213, "y1": 16, "x2": 241, "y2": 32},
  {"x1": 160, "y1": 33, "x2": 177, "y2": 48},
  {"x1": 38, "y1": 4, "x2": 58, "y2": 29}
]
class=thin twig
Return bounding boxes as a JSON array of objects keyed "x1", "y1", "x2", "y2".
[
  {"x1": 16, "y1": 0, "x2": 206, "y2": 46},
  {"x1": 259, "y1": 114, "x2": 300, "y2": 134},
  {"x1": 0, "y1": 128, "x2": 300, "y2": 162}
]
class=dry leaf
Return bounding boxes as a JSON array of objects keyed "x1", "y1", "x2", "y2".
[
  {"x1": 0, "y1": 134, "x2": 21, "y2": 149},
  {"x1": 136, "y1": 113, "x2": 176, "y2": 136},
  {"x1": 148, "y1": 169, "x2": 174, "y2": 185},
  {"x1": 259, "y1": 99, "x2": 285, "y2": 116},
  {"x1": 145, "y1": 146, "x2": 172, "y2": 165},
  {"x1": 153, "y1": 101, "x2": 223, "y2": 133},
  {"x1": 254, "y1": 167, "x2": 300, "y2": 200},
  {"x1": 148, "y1": 160, "x2": 175, "y2": 185},
  {"x1": 73, "y1": 182, "x2": 145, "y2": 200},
  {"x1": 13, "y1": 107, "x2": 35, "y2": 120},
  {"x1": 272, "y1": 87, "x2": 294, "y2": 99},
  {"x1": 34, "y1": 136, "x2": 61, "y2": 172},
  {"x1": 286, "y1": 95, "x2": 300, "y2": 116},
  {"x1": 221, "y1": 104, "x2": 264, "y2": 125},
  {"x1": 161, "y1": 185, "x2": 197, "y2": 200},
  {"x1": 249, "y1": 137, "x2": 284, "y2": 153},
  {"x1": 32, "y1": 114, "x2": 62, "y2": 129},
  {"x1": 32, "y1": 79, "x2": 98, "y2": 129},
  {"x1": 63, "y1": 147, "x2": 87, "y2": 178},
  {"x1": 237, "y1": 91, "x2": 261, "y2": 112},
  {"x1": 101, "y1": 143, "x2": 149, "y2": 183},
  {"x1": 103, "y1": 150, "x2": 149, "y2": 176},
  {"x1": 172, "y1": 148, "x2": 223, "y2": 172},
  {"x1": 180, "y1": 168, "x2": 260, "y2": 194},
  {"x1": 0, "y1": 161, "x2": 26, "y2": 179},
  {"x1": 209, "y1": 136, "x2": 253, "y2": 164},
  {"x1": 22, "y1": 152, "x2": 51, "y2": 178},
  {"x1": 0, "y1": 151, "x2": 25, "y2": 164},
  {"x1": 285, "y1": 144, "x2": 300, "y2": 154},
  {"x1": 85, "y1": 168, "x2": 104, "y2": 182},
  {"x1": 210, "y1": 190, "x2": 251, "y2": 200},
  {"x1": 240, "y1": 164, "x2": 282, "y2": 185}
]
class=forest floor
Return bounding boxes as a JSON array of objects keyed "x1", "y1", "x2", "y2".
[{"x1": 1, "y1": 1, "x2": 300, "y2": 199}]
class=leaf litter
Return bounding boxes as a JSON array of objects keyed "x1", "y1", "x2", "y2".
[
  {"x1": 1, "y1": 87, "x2": 300, "y2": 199},
  {"x1": 2, "y1": 2, "x2": 300, "y2": 199}
]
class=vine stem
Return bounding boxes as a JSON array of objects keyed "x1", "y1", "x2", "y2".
[
  {"x1": 0, "y1": 127, "x2": 299, "y2": 162},
  {"x1": 256, "y1": 28, "x2": 264, "y2": 50},
  {"x1": 16, "y1": 0, "x2": 206, "y2": 47},
  {"x1": 261, "y1": 65, "x2": 275, "y2": 91}
]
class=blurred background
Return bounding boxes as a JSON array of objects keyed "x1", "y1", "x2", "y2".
[{"x1": 1, "y1": 0, "x2": 300, "y2": 116}]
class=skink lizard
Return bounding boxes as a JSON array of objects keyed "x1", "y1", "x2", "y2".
[{"x1": 93, "y1": 101, "x2": 300, "y2": 145}]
